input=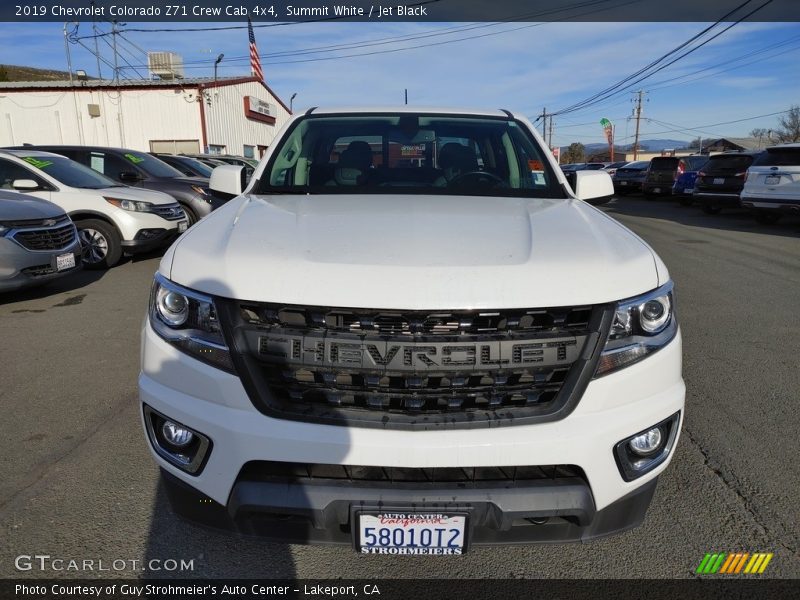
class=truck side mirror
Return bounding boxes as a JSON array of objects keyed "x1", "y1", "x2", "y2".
[
  {"x1": 209, "y1": 165, "x2": 245, "y2": 198},
  {"x1": 12, "y1": 179, "x2": 40, "y2": 191},
  {"x1": 572, "y1": 170, "x2": 614, "y2": 205}
]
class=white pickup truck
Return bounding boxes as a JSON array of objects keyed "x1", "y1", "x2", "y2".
[{"x1": 139, "y1": 107, "x2": 684, "y2": 553}]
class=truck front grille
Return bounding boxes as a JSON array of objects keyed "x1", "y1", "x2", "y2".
[
  {"x1": 217, "y1": 301, "x2": 612, "y2": 430},
  {"x1": 13, "y1": 223, "x2": 77, "y2": 251},
  {"x1": 238, "y1": 461, "x2": 586, "y2": 485}
]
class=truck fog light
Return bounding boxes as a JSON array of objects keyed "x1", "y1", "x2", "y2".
[
  {"x1": 614, "y1": 412, "x2": 680, "y2": 481},
  {"x1": 162, "y1": 421, "x2": 194, "y2": 447},
  {"x1": 143, "y1": 405, "x2": 211, "y2": 475},
  {"x1": 628, "y1": 427, "x2": 663, "y2": 456}
]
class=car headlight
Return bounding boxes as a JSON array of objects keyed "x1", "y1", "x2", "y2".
[
  {"x1": 105, "y1": 197, "x2": 153, "y2": 212},
  {"x1": 595, "y1": 281, "x2": 677, "y2": 377},
  {"x1": 149, "y1": 273, "x2": 234, "y2": 373}
]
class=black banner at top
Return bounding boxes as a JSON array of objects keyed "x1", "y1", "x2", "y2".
[{"x1": 4, "y1": 0, "x2": 800, "y2": 22}]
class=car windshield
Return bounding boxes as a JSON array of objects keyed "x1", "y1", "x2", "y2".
[
  {"x1": 20, "y1": 155, "x2": 118, "y2": 189},
  {"x1": 120, "y1": 151, "x2": 184, "y2": 178},
  {"x1": 706, "y1": 155, "x2": 754, "y2": 172},
  {"x1": 649, "y1": 157, "x2": 679, "y2": 170},
  {"x1": 176, "y1": 156, "x2": 213, "y2": 177},
  {"x1": 259, "y1": 113, "x2": 564, "y2": 198},
  {"x1": 753, "y1": 148, "x2": 800, "y2": 167}
]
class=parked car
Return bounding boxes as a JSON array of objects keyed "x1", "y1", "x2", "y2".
[
  {"x1": 185, "y1": 154, "x2": 258, "y2": 181},
  {"x1": 0, "y1": 150, "x2": 186, "y2": 269},
  {"x1": 612, "y1": 160, "x2": 650, "y2": 195},
  {"x1": 0, "y1": 190, "x2": 81, "y2": 292},
  {"x1": 140, "y1": 107, "x2": 682, "y2": 551},
  {"x1": 672, "y1": 156, "x2": 709, "y2": 206},
  {"x1": 602, "y1": 161, "x2": 630, "y2": 177},
  {"x1": 14, "y1": 146, "x2": 214, "y2": 226},
  {"x1": 740, "y1": 143, "x2": 800, "y2": 224},
  {"x1": 693, "y1": 152, "x2": 761, "y2": 214},
  {"x1": 643, "y1": 155, "x2": 707, "y2": 197},
  {"x1": 151, "y1": 153, "x2": 214, "y2": 179}
]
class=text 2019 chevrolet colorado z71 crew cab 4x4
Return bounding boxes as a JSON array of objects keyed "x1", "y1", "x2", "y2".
[{"x1": 139, "y1": 107, "x2": 684, "y2": 553}]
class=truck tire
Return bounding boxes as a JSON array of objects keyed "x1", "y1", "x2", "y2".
[{"x1": 76, "y1": 219, "x2": 123, "y2": 269}]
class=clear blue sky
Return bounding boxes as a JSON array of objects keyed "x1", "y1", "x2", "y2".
[{"x1": 1, "y1": 20, "x2": 798, "y2": 146}]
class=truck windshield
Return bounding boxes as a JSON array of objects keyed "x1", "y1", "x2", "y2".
[
  {"x1": 21, "y1": 155, "x2": 118, "y2": 189},
  {"x1": 259, "y1": 113, "x2": 565, "y2": 198}
]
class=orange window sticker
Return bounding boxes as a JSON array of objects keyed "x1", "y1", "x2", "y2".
[{"x1": 528, "y1": 160, "x2": 544, "y2": 170}]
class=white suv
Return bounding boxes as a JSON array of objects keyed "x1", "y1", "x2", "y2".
[
  {"x1": 740, "y1": 143, "x2": 800, "y2": 224},
  {"x1": 139, "y1": 108, "x2": 684, "y2": 552},
  {"x1": 0, "y1": 150, "x2": 187, "y2": 268}
]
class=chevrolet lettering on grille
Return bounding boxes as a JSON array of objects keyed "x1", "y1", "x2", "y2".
[{"x1": 257, "y1": 333, "x2": 582, "y2": 371}]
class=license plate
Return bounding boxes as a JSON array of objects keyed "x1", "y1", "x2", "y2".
[
  {"x1": 55, "y1": 253, "x2": 76, "y2": 271},
  {"x1": 765, "y1": 175, "x2": 780, "y2": 185},
  {"x1": 177, "y1": 220, "x2": 188, "y2": 232},
  {"x1": 653, "y1": 187, "x2": 661, "y2": 193},
  {"x1": 620, "y1": 181, "x2": 628, "y2": 186},
  {"x1": 714, "y1": 178, "x2": 725, "y2": 185},
  {"x1": 357, "y1": 512, "x2": 467, "y2": 555},
  {"x1": 684, "y1": 188, "x2": 694, "y2": 194}
]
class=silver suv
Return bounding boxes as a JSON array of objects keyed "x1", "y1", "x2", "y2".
[
  {"x1": 740, "y1": 143, "x2": 800, "y2": 224},
  {"x1": 0, "y1": 190, "x2": 81, "y2": 292}
]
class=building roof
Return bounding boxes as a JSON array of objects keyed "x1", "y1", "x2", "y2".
[
  {"x1": 703, "y1": 137, "x2": 763, "y2": 151},
  {"x1": 0, "y1": 75, "x2": 292, "y2": 114},
  {"x1": 0, "y1": 76, "x2": 248, "y2": 90}
]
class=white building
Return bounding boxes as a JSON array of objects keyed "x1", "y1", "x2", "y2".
[{"x1": 0, "y1": 76, "x2": 291, "y2": 158}]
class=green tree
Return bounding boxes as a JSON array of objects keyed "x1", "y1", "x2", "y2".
[
  {"x1": 775, "y1": 105, "x2": 800, "y2": 143},
  {"x1": 562, "y1": 142, "x2": 585, "y2": 164},
  {"x1": 0, "y1": 65, "x2": 8, "y2": 82}
]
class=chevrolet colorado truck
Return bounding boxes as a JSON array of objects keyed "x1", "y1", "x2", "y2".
[{"x1": 139, "y1": 107, "x2": 684, "y2": 553}]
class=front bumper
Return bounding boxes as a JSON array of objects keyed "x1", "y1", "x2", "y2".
[
  {"x1": 0, "y1": 238, "x2": 82, "y2": 292},
  {"x1": 139, "y1": 321, "x2": 685, "y2": 545},
  {"x1": 121, "y1": 227, "x2": 183, "y2": 253}
]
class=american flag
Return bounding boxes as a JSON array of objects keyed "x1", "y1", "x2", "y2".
[{"x1": 248, "y1": 18, "x2": 264, "y2": 81}]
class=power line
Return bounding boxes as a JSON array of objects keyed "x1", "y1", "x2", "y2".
[
  {"x1": 70, "y1": 0, "x2": 637, "y2": 72},
  {"x1": 551, "y1": 0, "x2": 774, "y2": 117}
]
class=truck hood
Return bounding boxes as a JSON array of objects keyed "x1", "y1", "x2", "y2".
[{"x1": 166, "y1": 194, "x2": 662, "y2": 309}]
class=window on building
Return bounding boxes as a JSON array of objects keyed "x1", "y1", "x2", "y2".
[
  {"x1": 208, "y1": 145, "x2": 226, "y2": 155},
  {"x1": 243, "y1": 145, "x2": 256, "y2": 159},
  {"x1": 149, "y1": 140, "x2": 201, "y2": 155}
]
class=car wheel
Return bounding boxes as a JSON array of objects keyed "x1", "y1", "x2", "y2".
[
  {"x1": 181, "y1": 204, "x2": 198, "y2": 227},
  {"x1": 678, "y1": 197, "x2": 694, "y2": 207},
  {"x1": 76, "y1": 219, "x2": 122, "y2": 269},
  {"x1": 702, "y1": 204, "x2": 721, "y2": 215},
  {"x1": 753, "y1": 210, "x2": 780, "y2": 225}
]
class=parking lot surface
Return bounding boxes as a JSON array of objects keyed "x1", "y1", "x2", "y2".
[{"x1": 1, "y1": 197, "x2": 798, "y2": 578}]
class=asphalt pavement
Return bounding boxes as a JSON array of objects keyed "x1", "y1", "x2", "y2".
[{"x1": 1, "y1": 197, "x2": 798, "y2": 579}]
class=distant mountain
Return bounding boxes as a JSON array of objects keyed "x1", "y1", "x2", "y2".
[
  {"x1": 579, "y1": 139, "x2": 691, "y2": 153},
  {"x1": 0, "y1": 64, "x2": 89, "y2": 82}
]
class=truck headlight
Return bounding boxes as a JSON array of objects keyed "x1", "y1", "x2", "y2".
[
  {"x1": 595, "y1": 281, "x2": 677, "y2": 377},
  {"x1": 149, "y1": 273, "x2": 234, "y2": 373}
]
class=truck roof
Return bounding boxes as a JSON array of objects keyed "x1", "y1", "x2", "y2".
[{"x1": 305, "y1": 106, "x2": 513, "y2": 118}]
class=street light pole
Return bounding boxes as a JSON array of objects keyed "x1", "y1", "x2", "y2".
[{"x1": 290, "y1": 92, "x2": 297, "y2": 113}]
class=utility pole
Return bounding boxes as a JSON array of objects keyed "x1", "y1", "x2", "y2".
[
  {"x1": 91, "y1": 2, "x2": 102, "y2": 78},
  {"x1": 632, "y1": 90, "x2": 645, "y2": 161},
  {"x1": 548, "y1": 115, "x2": 554, "y2": 150},
  {"x1": 540, "y1": 107, "x2": 547, "y2": 137},
  {"x1": 111, "y1": 20, "x2": 120, "y2": 85}
]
